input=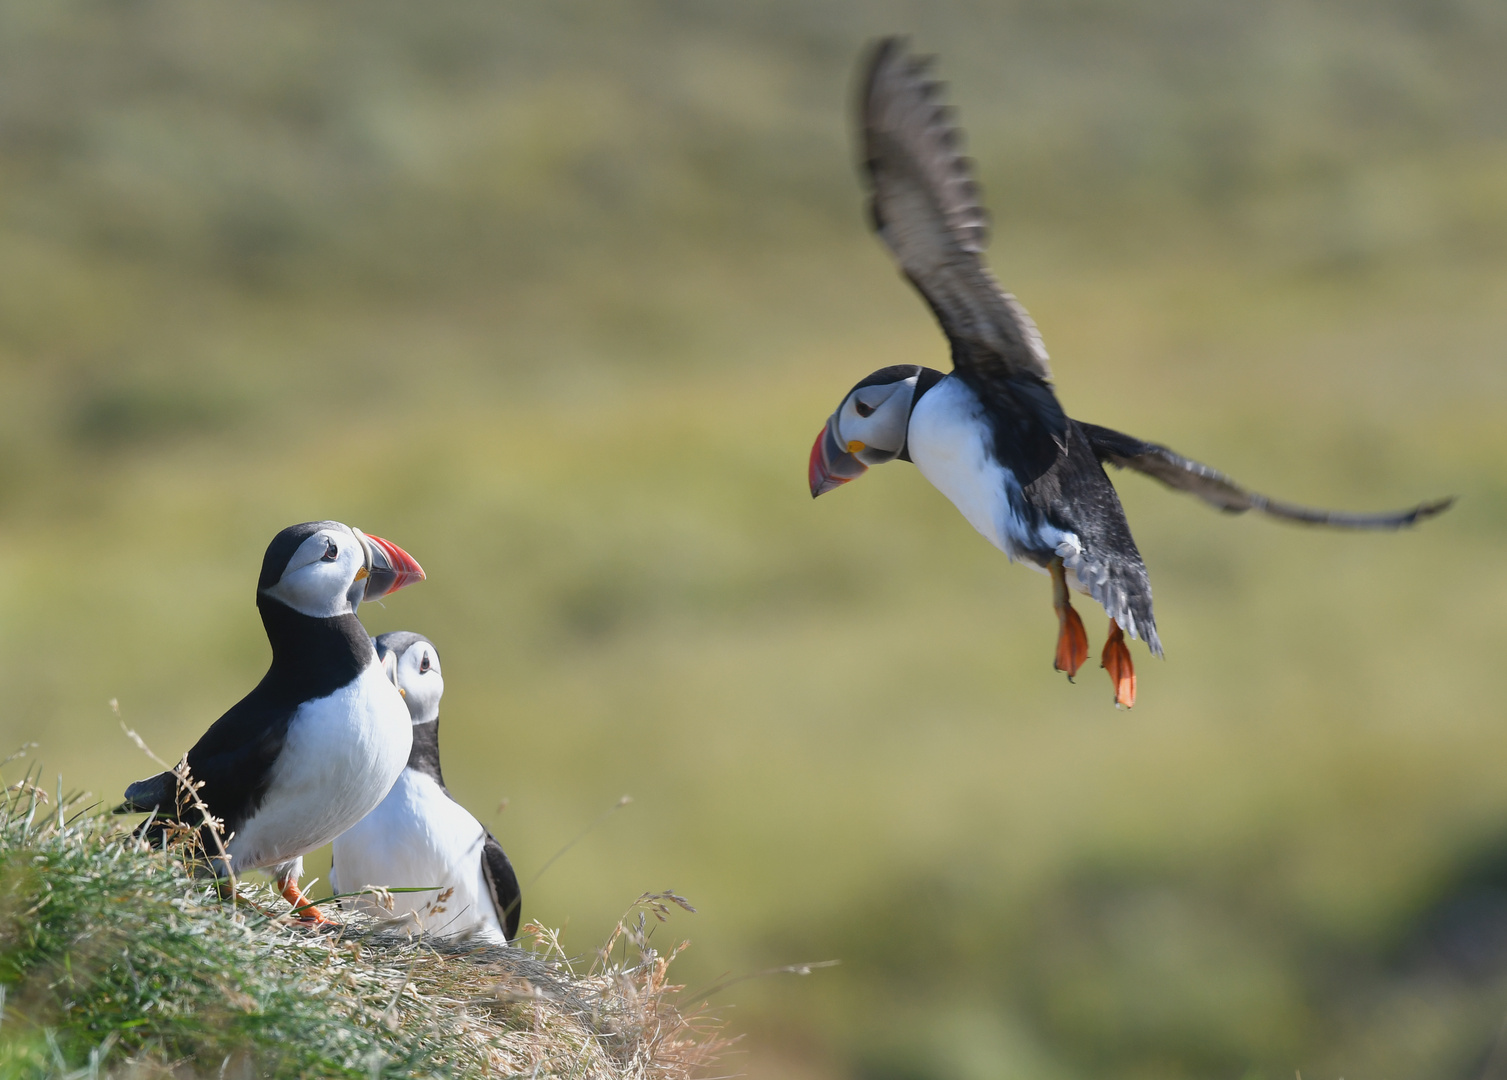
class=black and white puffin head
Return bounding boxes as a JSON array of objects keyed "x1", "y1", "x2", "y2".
[
  {"x1": 375, "y1": 631, "x2": 443, "y2": 725},
  {"x1": 258, "y1": 521, "x2": 426, "y2": 618},
  {"x1": 809, "y1": 365, "x2": 945, "y2": 496}
]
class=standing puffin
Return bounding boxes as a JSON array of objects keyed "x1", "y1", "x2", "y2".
[
  {"x1": 331, "y1": 632, "x2": 521, "y2": 943},
  {"x1": 809, "y1": 39, "x2": 1453, "y2": 707},
  {"x1": 117, "y1": 521, "x2": 426, "y2": 921}
]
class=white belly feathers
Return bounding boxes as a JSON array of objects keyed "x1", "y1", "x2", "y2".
[
  {"x1": 330, "y1": 768, "x2": 506, "y2": 943},
  {"x1": 906, "y1": 378, "x2": 1046, "y2": 548},
  {"x1": 907, "y1": 376, "x2": 1089, "y2": 585},
  {"x1": 228, "y1": 658, "x2": 411, "y2": 873}
]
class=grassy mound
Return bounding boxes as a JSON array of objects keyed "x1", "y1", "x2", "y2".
[{"x1": 0, "y1": 766, "x2": 722, "y2": 1079}]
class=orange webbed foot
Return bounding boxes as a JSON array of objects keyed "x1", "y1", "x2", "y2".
[
  {"x1": 279, "y1": 878, "x2": 333, "y2": 926},
  {"x1": 1101, "y1": 619, "x2": 1136, "y2": 709},
  {"x1": 1054, "y1": 603, "x2": 1089, "y2": 679},
  {"x1": 1049, "y1": 557, "x2": 1089, "y2": 679}
]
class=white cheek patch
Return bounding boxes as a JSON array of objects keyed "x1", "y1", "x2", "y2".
[
  {"x1": 263, "y1": 532, "x2": 361, "y2": 618},
  {"x1": 406, "y1": 676, "x2": 444, "y2": 724},
  {"x1": 844, "y1": 376, "x2": 917, "y2": 459}
]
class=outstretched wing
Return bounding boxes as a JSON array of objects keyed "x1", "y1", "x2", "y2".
[
  {"x1": 861, "y1": 37, "x2": 1052, "y2": 389},
  {"x1": 480, "y1": 833, "x2": 522, "y2": 941},
  {"x1": 861, "y1": 38, "x2": 1066, "y2": 483},
  {"x1": 1082, "y1": 422, "x2": 1455, "y2": 529}
]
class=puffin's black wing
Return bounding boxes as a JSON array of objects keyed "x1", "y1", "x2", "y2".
[
  {"x1": 861, "y1": 38, "x2": 1066, "y2": 481},
  {"x1": 1082, "y1": 422, "x2": 1455, "y2": 529},
  {"x1": 480, "y1": 832, "x2": 522, "y2": 941},
  {"x1": 116, "y1": 681, "x2": 297, "y2": 845}
]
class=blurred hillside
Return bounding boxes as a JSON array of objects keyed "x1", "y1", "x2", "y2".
[{"x1": 1, "y1": 1, "x2": 1505, "y2": 1078}]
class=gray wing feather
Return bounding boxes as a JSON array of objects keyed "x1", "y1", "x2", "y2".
[
  {"x1": 861, "y1": 37, "x2": 1052, "y2": 385},
  {"x1": 1082, "y1": 422, "x2": 1454, "y2": 529}
]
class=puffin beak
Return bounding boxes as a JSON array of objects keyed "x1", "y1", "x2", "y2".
[
  {"x1": 809, "y1": 417, "x2": 868, "y2": 498},
  {"x1": 357, "y1": 531, "x2": 426, "y2": 601}
]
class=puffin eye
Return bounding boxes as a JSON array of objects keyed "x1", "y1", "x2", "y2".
[
  {"x1": 854, "y1": 399, "x2": 876, "y2": 418},
  {"x1": 419, "y1": 653, "x2": 431, "y2": 673},
  {"x1": 321, "y1": 540, "x2": 339, "y2": 562}
]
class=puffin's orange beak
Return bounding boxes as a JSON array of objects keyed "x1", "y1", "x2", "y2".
[
  {"x1": 809, "y1": 418, "x2": 868, "y2": 497},
  {"x1": 359, "y1": 533, "x2": 425, "y2": 601}
]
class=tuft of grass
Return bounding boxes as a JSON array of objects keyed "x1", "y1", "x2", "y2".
[{"x1": 0, "y1": 763, "x2": 724, "y2": 1079}]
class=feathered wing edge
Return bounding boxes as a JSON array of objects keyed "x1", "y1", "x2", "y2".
[
  {"x1": 860, "y1": 36, "x2": 1053, "y2": 386},
  {"x1": 1082, "y1": 422, "x2": 1454, "y2": 529},
  {"x1": 480, "y1": 833, "x2": 522, "y2": 941}
]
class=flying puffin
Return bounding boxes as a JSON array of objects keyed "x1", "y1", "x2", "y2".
[
  {"x1": 117, "y1": 520, "x2": 426, "y2": 922},
  {"x1": 809, "y1": 38, "x2": 1453, "y2": 707},
  {"x1": 330, "y1": 632, "x2": 521, "y2": 943}
]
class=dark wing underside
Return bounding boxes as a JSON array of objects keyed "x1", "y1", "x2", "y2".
[
  {"x1": 861, "y1": 37, "x2": 1067, "y2": 483},
  {"x1": 1081, "y1": 422, "x2": 1455, "y2": 529},
  {"x1": 480, "y1": 833, "x2": 522, "y2": 941}
]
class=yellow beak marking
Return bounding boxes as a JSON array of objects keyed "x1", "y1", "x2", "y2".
[
  {"x1": 847, "y1": 440, "x2": 866, "y2": 454},
  {"x1": 354, "y1": 566, "x2": 370, "y2": 581}
]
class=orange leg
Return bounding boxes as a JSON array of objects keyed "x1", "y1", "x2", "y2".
[
  {"x1": 279, "y1": 875, "x2": 332, "y2": 925},
  {"x1": 1050, "y1": 557, "x2": 1089, "y2": 680},
  {"x1": 1101, "y1": 619, "x2": 1136, "y2": 709}
]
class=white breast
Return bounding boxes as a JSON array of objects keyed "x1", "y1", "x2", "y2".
[
  {"x1": 330, "y1": 768, "x2": 506, "y2": 943},
  {"x1": 228, "y1": 658, "x2": 412, "y2": 874},
  {"x1": 907, "y1": 375, "x2": 1082, "y2": 572}
]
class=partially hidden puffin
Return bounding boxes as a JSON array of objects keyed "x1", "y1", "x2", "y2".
[
  {"x1": 809, "y1": 39, "x2": 1453, "y2": 707},
  {"x1": 117, "y1": 521, "x2": 426, "y2": 921},
  {"x1": 331, "y1": 632, "x2": 521, "y2": 943}
]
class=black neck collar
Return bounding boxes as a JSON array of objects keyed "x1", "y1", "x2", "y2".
[
  {"x1": 407, "y1": 718, "x2": 446, "y2": 787},
  {"x1": 255, "y1": 595, "x2": 373, "y2": 704}
]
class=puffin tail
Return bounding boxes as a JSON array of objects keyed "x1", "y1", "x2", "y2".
[
  {"x1": 115, "y1": 771, "x2": 176, "y2": 816},
  {"x1": 1105, "y1": 559, "x2": 1161, "y2": 659},
  {"x1": 1070, "y1": 546, "x2": 1162, "y2": 659}
]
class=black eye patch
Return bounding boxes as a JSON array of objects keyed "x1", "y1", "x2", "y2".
[
  {"x1": 854, "y1": 400, "x2": 876, "y2": 418},
  {"x1": 321, "y1": 540, "x2": 339, "y2": 562}
]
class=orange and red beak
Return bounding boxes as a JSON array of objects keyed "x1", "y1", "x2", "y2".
[
  {"x1": 809, "y1": 417, "x2": 869, "y2": 498},
  {"x1": 355, "y1": 530, "x2": 426, "y2": 602}
]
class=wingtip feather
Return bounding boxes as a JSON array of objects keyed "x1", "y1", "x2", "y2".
[{"x1": 1413, "y1": 495, "x2": 1456, "y2": 522}]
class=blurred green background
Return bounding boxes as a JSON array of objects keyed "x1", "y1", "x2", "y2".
[{"x1": 2, "y1": 1, "x2": 1504, "y2": 1076}]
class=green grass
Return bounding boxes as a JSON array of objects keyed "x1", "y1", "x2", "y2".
[{"x1": 0, "y1": 759, "x2": 720, "y2": 1078}]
